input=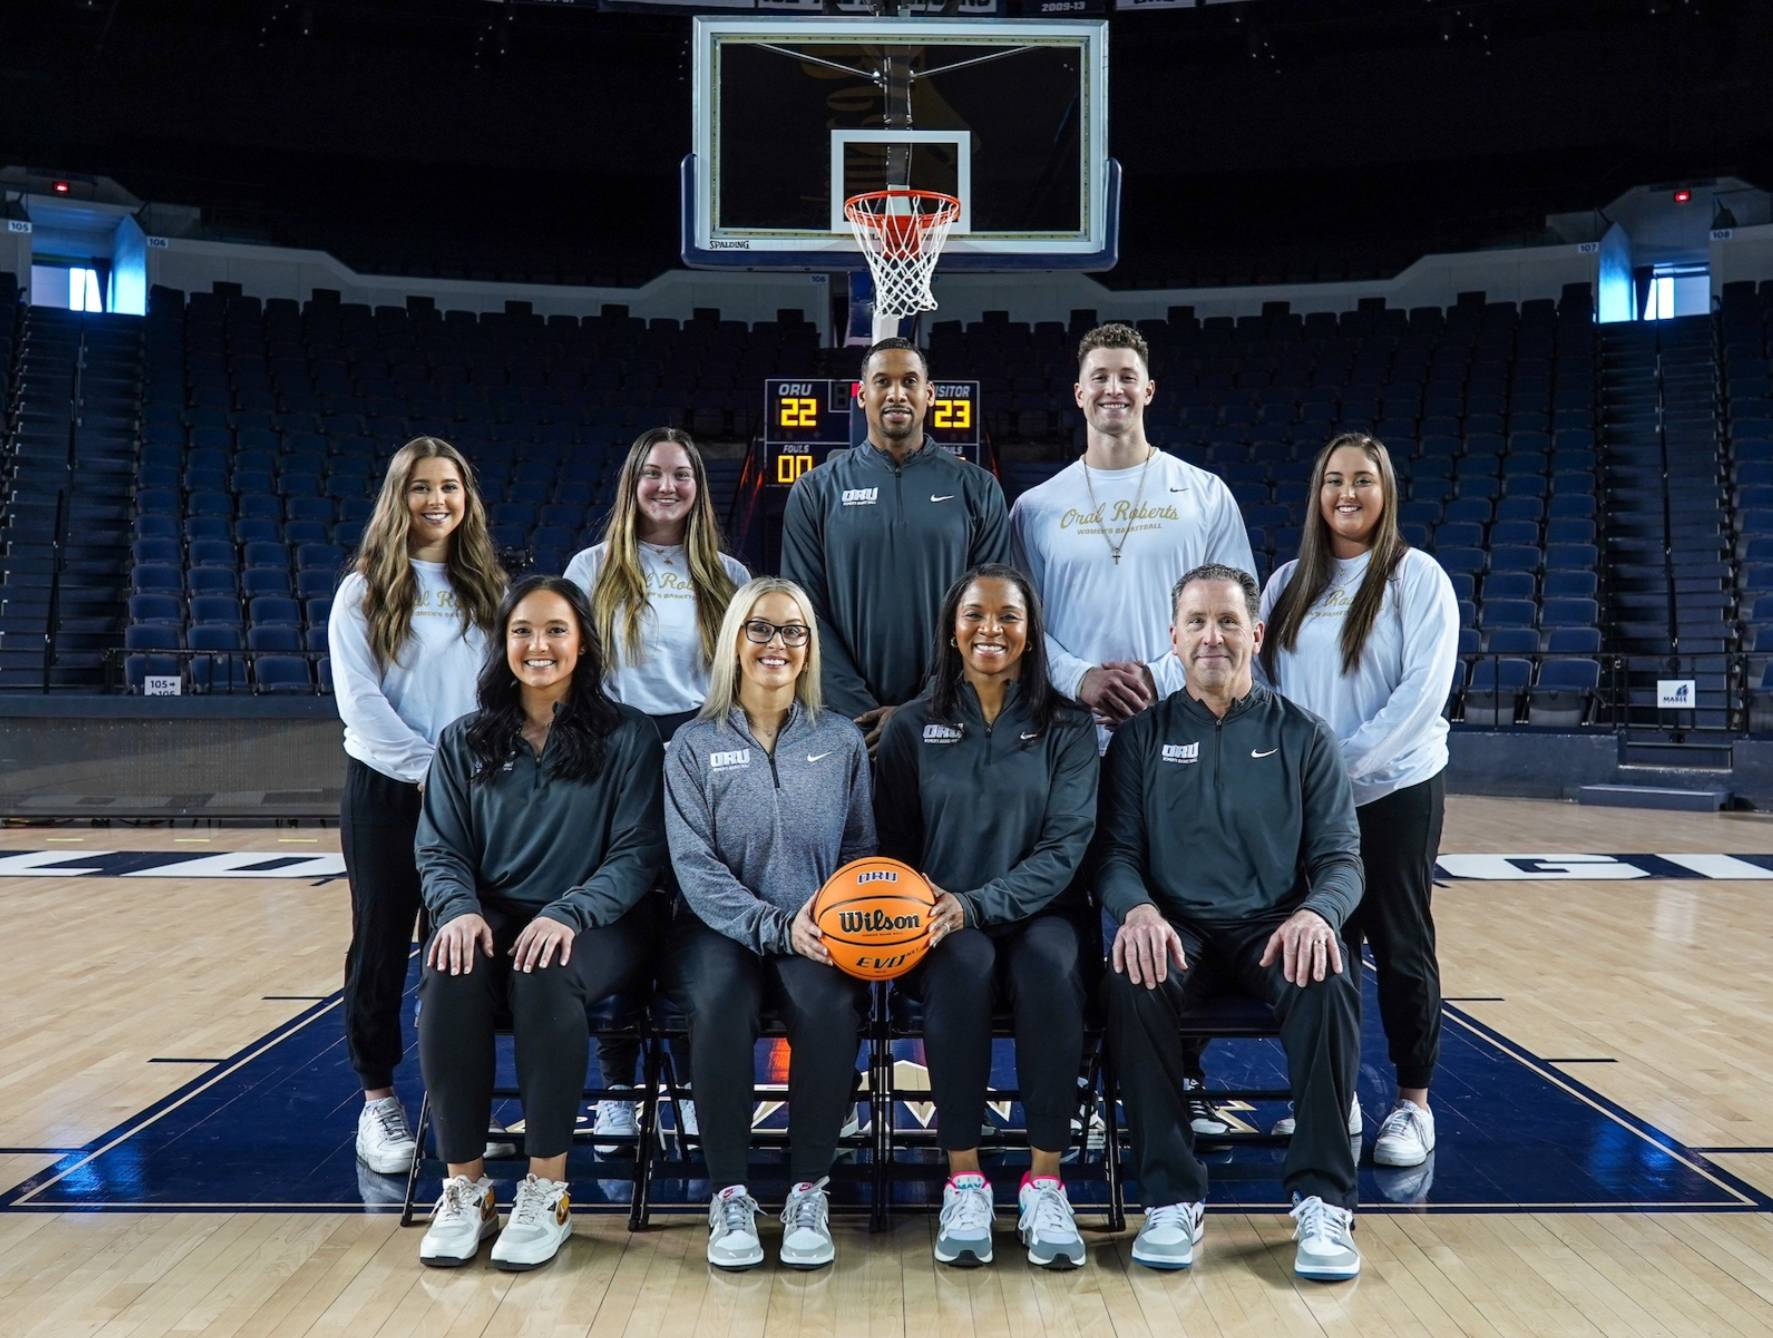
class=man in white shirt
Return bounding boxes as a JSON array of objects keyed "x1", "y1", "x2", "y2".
[{"x1": 1010, "y1": 322, "x2": 1256, "y2": 1136}]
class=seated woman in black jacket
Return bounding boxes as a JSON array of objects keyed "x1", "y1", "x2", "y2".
[
  {"x1": 875, "y1": 563, "x2": 1099, "y2": 1271},
  {"x1": 412, "y1": 575, "x2": 667, "y2": 1272}
]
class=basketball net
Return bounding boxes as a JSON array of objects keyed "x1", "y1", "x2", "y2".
[{"x1": 845, "y1": 188, "x2": 961, "y2": 344}]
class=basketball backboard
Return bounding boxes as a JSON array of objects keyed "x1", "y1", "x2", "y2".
[{"x1": 682, "y1": 16, "x2": 1116, "y2": 272}]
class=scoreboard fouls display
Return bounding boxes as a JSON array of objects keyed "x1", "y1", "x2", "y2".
[{"x1": 763, "y1": 378, "x2": 981, "y2": 485}]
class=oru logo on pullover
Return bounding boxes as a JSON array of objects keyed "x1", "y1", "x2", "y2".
[
  {"x1": 841, "y1": 488, "x2": 879, "y2": 506},
  {"x1": 1162, "y1": 742, "x2": 1201, "y2": 765}
]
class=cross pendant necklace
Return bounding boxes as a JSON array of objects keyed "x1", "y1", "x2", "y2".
[{"x1": 1082, "y1": 446, "x2": 1155, "y2": 568}]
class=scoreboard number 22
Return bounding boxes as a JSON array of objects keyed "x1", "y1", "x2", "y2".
[{"x1": 778, "y1": 397, "x2": 818, "y2": 429}]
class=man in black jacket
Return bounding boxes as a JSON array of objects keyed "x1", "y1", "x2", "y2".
[
  {"x1": 780, "y1": 338, "x2": 1010, "y2": 749},
  {"x1": 1099, "y1": 563, "x2": 1365, "y2": 1282}
]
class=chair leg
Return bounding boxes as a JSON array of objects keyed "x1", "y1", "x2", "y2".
[
  {"x1": 1098, "y1": 1044, "x2": 1126, "y2": 1233},
  {"x1": 400, "y1": 1089, "x2": 431, "y2": 1228},
  {"x1": 629, "y1": 1028, "x2": 660, "y2": 1232}
]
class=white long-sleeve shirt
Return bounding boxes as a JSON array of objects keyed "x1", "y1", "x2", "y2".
[
  {"x1": 1010, "y1": 452, "x2": 1255, "y2": 750},
  {"x1": 1259, "y1": 547, "x2": 1460, "y2": 807},
  {"x1": 563, "y1": 541, "x2": 750, "y2": 717},
  {"x1": 328, "y1": 561, "x2": 488, "y2": 784}
]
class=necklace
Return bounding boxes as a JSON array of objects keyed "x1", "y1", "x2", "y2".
[{"x1": 1081, "y1": 446, "x2": 1156, "y2": 566}]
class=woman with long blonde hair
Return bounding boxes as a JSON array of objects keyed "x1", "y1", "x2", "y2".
[
  {"x1": 1258, "y1": 432, "x2": 1459, "y2": 1172},
  {"x1": 563, "y1": 426, "x2": 747, "y2": 1143},
  {"x1": 663, "y1": 577, "x2": 874, "y2": 1272},
  {"x1": 328, "y1": 436, "x2": 505, "y2": 1180}
]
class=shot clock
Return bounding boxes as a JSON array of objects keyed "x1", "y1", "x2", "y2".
[{"x1": 763, "y1": 378, "x2": 981, "y2": 485}]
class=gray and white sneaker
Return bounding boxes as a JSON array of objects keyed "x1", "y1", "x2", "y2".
[
  {"x1": 1373, "y1": 1100, "x2": 1435, "y2": 1167},
  {"x1": 1290, "y1": 1195, "x2": 1359, "y2": 1281},
  {"x1": 934, "y1": 1173, "x2": 995, "y2": 1266},
  {"x1": 356, "y1": 1096, "x2": 417, "y2": 1175},
  {"x1": 779, "y1": 1177, "x2": 835, "y2": 1269},
  {"x1": 419, "y1": 1174, "x2": 498, "y2": 1267},
  {"x1": 1272, "y1": 1094, "x2": 1363, "y2": 1139},
  {"x1": 491, "y1": 1173, "x2": 572, "y2": 1272},
  {"x1": 1184, "y1": 1078, "x2": 1232, "y2": 1138},
  {"x1": 707, "y1": 1184, "x2": 765, "y2": 1270},
  {"x1": 1016, "y1": 1176, "x2": 1084, "y2": 1270},
  {"x1": 594, "y1": 1086, "x2": 638, "y2": 1154},
  {"x1": 1130, "y1": 1201, "x2": 1204, "y2": 1271}
]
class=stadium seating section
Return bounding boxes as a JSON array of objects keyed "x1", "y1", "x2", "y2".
[{"x1": 6, "y1": 270, "x2": 1770, "y2": 731}]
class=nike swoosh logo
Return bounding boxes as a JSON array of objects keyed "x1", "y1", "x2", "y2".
[
  {"x1": 1251, "y1": 748, "x2": 1278, "y2": 758},
  {"x1": 1019, "y1": 731, "x2": 1040, "y2": 741},
  {"x1": 807, "y1": 752, "x2": 832, "y2": 763},
  {"x1": 931, "y1": 494, "x2": 955, "y2": 502},
  {"x1": 1169, "y1": 486, "x2": 1187, "y2": 492}
]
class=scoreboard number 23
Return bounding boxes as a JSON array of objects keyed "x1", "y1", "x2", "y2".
[{"x1": 932, "y1": 398, "x2": 971, "y2": 430}]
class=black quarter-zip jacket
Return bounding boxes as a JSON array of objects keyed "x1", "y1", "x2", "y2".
[
  {"x1": 1097, "y1": 682, "x2": 1364, "y2": 933},
  {"x1": 780, "y1": 438, "x2": 1011, "y2": 718},
  {"x1": 416, "y1": 705, "x2": 667, "y2": 933},
  {"x1": 875, "y1": 682, "x2": 1099, "y2": 928}
]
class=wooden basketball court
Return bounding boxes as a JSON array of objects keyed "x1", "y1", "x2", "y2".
[{"x1": 3, "y1": 796, "x2": 1771, "y2": 1335}]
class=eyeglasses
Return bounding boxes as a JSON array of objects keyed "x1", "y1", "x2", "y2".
[{"x1": 743, "y1": 618, "x2": 810, "y2": 648}]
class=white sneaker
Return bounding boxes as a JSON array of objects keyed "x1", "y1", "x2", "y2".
[
  {"x1": 485, "y1": 1119, "x2": 517, "y2": 1160},
  {"x1": 356, "y1": 1096, "x2": 417, "y2": 1175},
  {"x1": 1272, "y1": 1094, "x2": 1362, "y2": 1139},
  {"x1": 594, "y1": 1086, "x2": 638, "y2": 1154},
  {"x1": 934, "y1": 1173, "x2": 995, "y2": 1266},
  {"x1": 1017, "y1": 1176, "x2": 1084, "y2": 1269},
  {"x1": 707, "y1": 1184, "x2": 765, "y2": 1270},
  {"x1": 1184, "y1": 1077, "x2": 1232, "y2": 1138},
  {"x1": 419, "y1": 1174, "x2": 498, "y2": 1267},
  {"x1": 1131, "y1": 1201, "x2": 1204, "y2": 1271},
  {"x1": 1290, "y1": 1195, "x2": 1359, "y2": 1281},
  {"x1": 1373, "y1": 1100, "x2": 1435, "y2": 1167},
  {"x1": 490, "y1": 1174, "x2": 572, "y2": 1272},
  {"x1": 779, "y1": 1177, "x2": 835, "y2": 1269}
]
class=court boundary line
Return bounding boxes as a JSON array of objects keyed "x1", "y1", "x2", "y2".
[{"x1": 2, "y1": 977, "x2": 1768, "y2": 1215}]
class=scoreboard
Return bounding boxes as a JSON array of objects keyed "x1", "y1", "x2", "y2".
[{"x1": 762, "y1": 378, "x2": 981, "y2": 486}]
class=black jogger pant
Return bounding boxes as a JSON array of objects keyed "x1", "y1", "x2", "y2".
[
  {"x1": 898, "y1": 913, "x2": 1085, "y2": 1153},
  {"x1": 339, "y1": 756, "x2": 424, "y2": 1091},
  {"x1": 664, "y1": 916, "x2": 870, "y2": 1188},
  {"x1": 1103, "y1": 911, "x2": 1361, "y2": 1210},
  {"x1": 417, "y1": 898, "x2": 659, "y2": 1164},
  {"x1": 596, "y1": 709, "x2": 698, "y2": 1090},
  {"x1": 1346, "y1": 771, "x2": 1446, "y2": 1091}
]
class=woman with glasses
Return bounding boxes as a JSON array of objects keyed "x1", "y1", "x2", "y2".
[{"x1": 662, "y1": 577, "x2": 876, "y2": 1273}]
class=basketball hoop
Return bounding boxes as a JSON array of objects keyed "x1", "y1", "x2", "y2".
[{"x1": 844, "y1": 189, "x2": 962, "y2": 325}]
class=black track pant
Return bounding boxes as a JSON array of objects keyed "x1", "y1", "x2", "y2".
[
  {"x1": 665, "y1": 916, "x2": 869, "y2": 1188},
  {"x1": 596, "y1": 709, "x2": 698, "y2": 1091},
  {"x1": 899, "y1": 914, "x2": 1084, "y2": 1153},
  {"x1": 417, "y1": 899, "x2": 659, "y2": 1163},
  {"x1": 339, "y1": 757, "x2": 423, "y2": 1091},
  {"x1": 1104, "y1": 911, "x2": 1361, "y2": 1210},
  {"x1": 1347, "y1": 772, "x2": 1445, "y2": 1091}
]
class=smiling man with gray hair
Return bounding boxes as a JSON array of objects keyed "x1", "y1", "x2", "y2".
[{"x1": 1096, "y1": 562, "x2": 1367, "y2": 1281}]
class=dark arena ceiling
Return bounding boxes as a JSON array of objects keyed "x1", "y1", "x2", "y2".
[{"x1": 1, "y1": 0, "x2": 1769, "y2": 285}]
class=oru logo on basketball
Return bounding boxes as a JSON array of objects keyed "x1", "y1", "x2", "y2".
[{"x1": 837, "y1": 908, "x2": 924, "y2": 934}]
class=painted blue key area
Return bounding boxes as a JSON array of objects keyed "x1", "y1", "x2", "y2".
[{"x1": 3, "y1": 960, "x2": 1765, "y2": 1216}]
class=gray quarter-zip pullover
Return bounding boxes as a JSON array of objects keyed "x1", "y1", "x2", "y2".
[{"x1": 665, "y1": 703, "x2": 876, "y2": 956}]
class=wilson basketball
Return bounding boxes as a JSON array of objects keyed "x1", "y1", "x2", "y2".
[{"x1": 812, "y1": 857, "x2": 936, "y2": 981}]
